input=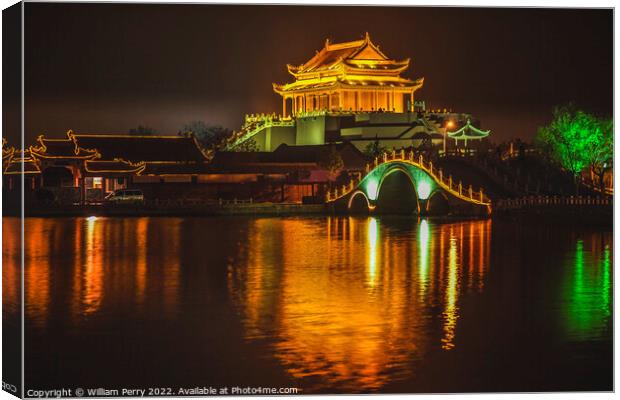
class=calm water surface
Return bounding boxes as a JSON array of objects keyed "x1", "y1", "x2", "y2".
[{"x1": 3, "y1": 216, "x2": 612, "y2": 393}]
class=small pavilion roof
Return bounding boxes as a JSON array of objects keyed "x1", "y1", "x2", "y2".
[
  {"x1": 4, "y1": 150, "x2": 41, "y2": 175},
  {"x1": 30, "y1": 134, "x2": 99, "y2": 159},
  {"x1": 447, "y1": 119, "x2": 490, "y2": 140}
]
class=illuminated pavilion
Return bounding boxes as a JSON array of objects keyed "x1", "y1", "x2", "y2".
[{"x1": 273, "y1": 32, "x2": 424, "y2": 116}]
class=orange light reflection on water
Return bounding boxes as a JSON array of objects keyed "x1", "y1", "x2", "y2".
[{"x1": 229, "y1": 217, "x2": 492, "y2": 391}]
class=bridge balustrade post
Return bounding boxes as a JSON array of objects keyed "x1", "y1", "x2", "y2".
[
  {"x1": 449, "y1": 175, "x2": 453, "y2": 189},
  {"x1": 391, "y1": 149, "x2": 396, "y2": 160},
  {"x1": 479, "y1": 189, "x2": 483, "y2": 202},
  {"x1": 374, "y1": 157, "x2": 378, "y2": 167},
  {"x1": 468, "y1": 185, "x2": 472, "y2": 198},
  {"x1": 439, "y1": 169, "x2": 443, "y2": 182},
  {"x1": 400, "y1": 149, "x2": 405, "y2": 160},
  {"x1": 408, "y1": 150, "x2": 413, "y2": 161},
  {"x1": 419, "y1": 154, "x2": 423, "y2": 165},
  {"x1": 366, "y1": 163, "x2": 370, "y2": 173},
  {"x1": 383, "y1": 153, "x2": 387, "y2": 163},
  {"x1": 458, "y1": 182, "x2": 462, "y2": 195},
  {"x1": 429, "y1": 161, "x2": 433, "y2": 175}
]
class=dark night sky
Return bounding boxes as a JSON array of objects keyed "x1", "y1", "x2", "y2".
[{"x1": 13, "y1": 3, "x2": 613, "y2": 146}]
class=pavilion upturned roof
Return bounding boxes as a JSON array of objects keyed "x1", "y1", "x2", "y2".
[
  {"x1": 447, "y1": 119, "x2": 490, "y2": 139},
  {"x1": 274, "y1": 33, "x2": 424, "y2": 95},
  {"x1": 30, "y1": 134, "x2": 99, "y2": 159},
  {"x1": 273, "y1": 75, "x2": 423, "y2": 94},
  {"x1": 4, "y1": 149, "x2": 41, "y2": 175}
]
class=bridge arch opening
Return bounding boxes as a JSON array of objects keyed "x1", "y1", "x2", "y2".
[
  {"x1": 376, "y1": 168, "x2": 419, "y2": 215},
  {"x1": 348, "y1": 190, "x2": 370, "y2": 214},
  {"x1": 426, "y1": 191, "x2": 450, "y2": 216}
]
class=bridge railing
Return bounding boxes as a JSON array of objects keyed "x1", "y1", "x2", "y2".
[{"x1": 325, "y1": 148, "x2": 492, "y2": 206}]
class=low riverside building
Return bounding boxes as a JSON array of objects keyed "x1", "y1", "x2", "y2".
[
  {"x1": 4, "y1": 130, "x2": 211, "y2": 204},
  {"x1": 3, "y1": 133, "x2": 366, "y2": 205},
  {"x1": 207, "y1": 142, "x2": 367, "y2": 203},
  {"x1": 226, "y1": 34, "x2": 490, "y2": 152}
]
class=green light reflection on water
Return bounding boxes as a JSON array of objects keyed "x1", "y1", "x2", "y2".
[{"x1": 565, "y1": 239, "x2": 612, "y2": 340}]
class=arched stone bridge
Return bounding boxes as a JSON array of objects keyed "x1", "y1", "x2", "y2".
[{"x1": 326, "y1": 150, "x2": 492, "y2": 216}]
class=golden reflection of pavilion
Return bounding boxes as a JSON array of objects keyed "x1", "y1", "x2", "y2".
[
  {"x1": 82, "y1": 216, "x2": 104, "y2": 315},
  {"x1": 69, "y1": 217, "x2": 179, "y2": 321},
  {"x1": 25, "y1": 219, "x2": 53, "y2": 329},
  {"x1": 441, "y1": 229, "x2": 459, "y2": 350},
  {"x1": 2, "y1": 218, "x2": 21, "y2": 318},
  {"x1": 229, "y1": 217, "x2": 492, "y2": 391}
]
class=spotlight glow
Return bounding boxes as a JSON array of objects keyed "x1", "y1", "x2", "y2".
[
  {"x1": 366, "y1": 178, "x2": 379, "y2": 201},
  {"x1": 417, "y1": 180, "x2": 432, "y2": 200}
]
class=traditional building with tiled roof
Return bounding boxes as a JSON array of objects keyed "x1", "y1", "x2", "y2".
[
  {"x1": 8, "y1": 130, "x2": 212, "y2": 204},
  {"x1": 274, "y1": 32, "x2": 424, "y2": 115}
]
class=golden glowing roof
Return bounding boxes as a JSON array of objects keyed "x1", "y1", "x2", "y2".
[
  {"x1": 4, "y1": 149, "x2": 41, "y2": 175},
  {"x1": 274, "y1": 33, "x2": 424, "y2": 95}
]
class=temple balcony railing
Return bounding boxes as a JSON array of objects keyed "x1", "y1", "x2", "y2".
[
  {"x1": 225, "y1": 115, "x2": 296, "y2": 150},
  {"x1": 243, "y1": 113, "x2": 292, "y2": 128}
]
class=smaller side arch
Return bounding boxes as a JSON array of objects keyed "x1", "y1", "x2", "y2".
[{"x1": 348, "y1": 190, "x2": 371, "y2": 214}]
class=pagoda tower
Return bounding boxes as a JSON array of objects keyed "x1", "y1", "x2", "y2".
[{"x1": 273, "y1": 33, "x2": 424, "y2": 116}]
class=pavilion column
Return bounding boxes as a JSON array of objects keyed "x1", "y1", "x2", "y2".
[{"x1": 282, "y1": 97, "x2": 286, "y2": 117}]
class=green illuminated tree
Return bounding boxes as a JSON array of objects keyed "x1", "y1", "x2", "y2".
[
  {"x1": 534, "y1": 105, "x2": 609, "y2": 194},
  {"x1": 179, "y1": 121, "x2": 232, "y2": 151},
  {"x1": 585, "y1": 116, "x2": 613, "y2": 191}
]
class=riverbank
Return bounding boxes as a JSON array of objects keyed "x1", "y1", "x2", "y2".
[{"x1": 11, "y1": 203, "x2": 329, "y2": 218}]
